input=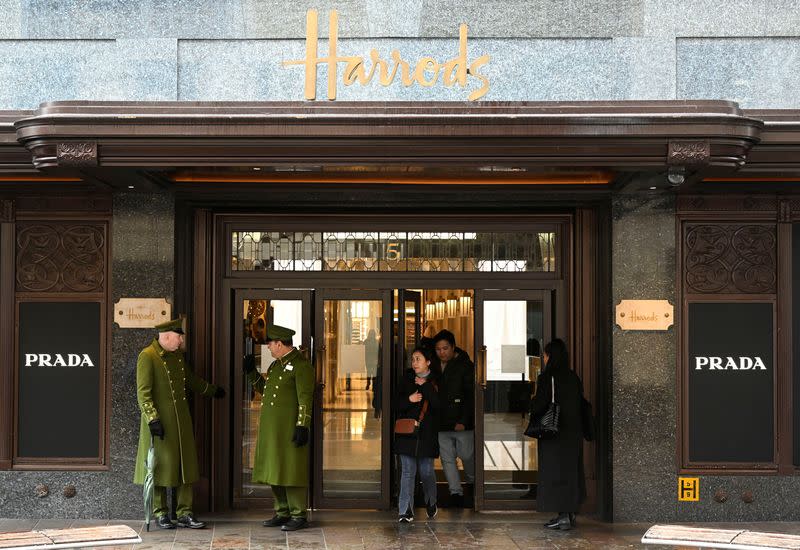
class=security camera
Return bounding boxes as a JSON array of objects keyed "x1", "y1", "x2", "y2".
[{"x1": 667, "y1": 166, "x2": 685, "y2": 187}]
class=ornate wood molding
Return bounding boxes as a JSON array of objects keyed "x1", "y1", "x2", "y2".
[
  {"x1": 16, "y1": 222, "x2": 106, "y2": 293},
  {"x1": 56, "y1": 142, "x2": 97, "y2": 167},
  {"x1": 677, "y1": 195, "x2": 780, "y2": 213},
  {"x1": 668, "y1": 140, "x2": 711, "y2": 166},
  {"x1": 684, "y1": 223, "x2": 776, "y2": 294}
]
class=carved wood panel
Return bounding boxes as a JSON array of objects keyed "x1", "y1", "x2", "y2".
[
  {"x1": 16, "y1": 223, "x2": 105, "y2": 293},
  {"x1": 685, "y1": 224, "x2": 776, "y2": 294}
]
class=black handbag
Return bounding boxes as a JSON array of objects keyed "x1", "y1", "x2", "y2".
[{"x1": 524, "y1": 376, "x2": 560, "y2": 439}]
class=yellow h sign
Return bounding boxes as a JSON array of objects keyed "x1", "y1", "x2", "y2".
[{"x1": 678, "y1": 477, "x2": 699, "y2": 501}]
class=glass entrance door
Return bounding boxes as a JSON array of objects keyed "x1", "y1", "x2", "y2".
[
  {"x1": 313, "y1": 290, "x2": 392, "y2": 509},
  {"x1": 232, "y1": 289, "x2": 312, "y2": 507},
  {"x1": 474, "y1": 289, "x2": 551, "y2": 509}
]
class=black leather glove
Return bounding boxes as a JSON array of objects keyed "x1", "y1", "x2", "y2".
[
  {"x1": 291, "y1": 426, "x2": 309, "y2": 447},
  {"x1": 243, "y1": 355, "x2": 256, "y2": 374},
  {"x1": 214, "y1": 386, "x2": 226, "y2": 399},
  {"x1": 148, "y1": 419, "x2": 164, "y2": 440}
]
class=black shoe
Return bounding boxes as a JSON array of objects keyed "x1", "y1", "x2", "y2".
[
  {"x1": 449, "y1": 493, "x2": 464, "y2": 508},
  {"x1": 398, "y1": 512, "x2": 414, "y2": 523},
  {"x1": 281, "y1": 517, "x2": 308, "y2": 531},
  {"x1": 544, "y1": 514, "x2": 571, "y2": 531},
  {"x1": 569, "y1": 513, "x2": 577, "y2": 527},
  {"x1": 426, "y1": 503, "x2": 438, "y2": 519},
  {"x1": 156, "y1": 515, "x2": 176, "y2": 529},
  {"x1": 262, "y1": 515, "x2": 291, "y2": 527},
  {"x1": 176, "y1": 514, "x2": 206, "y2": 529}
]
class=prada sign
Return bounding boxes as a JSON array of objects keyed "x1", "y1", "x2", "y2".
[
  {"x1": 694, "y1": 356, "x2": 766, "y2": 371},
  {"x1": 687, "y1": 302, "x2": 773, "y2": 463},
  {"x1": 18, "y1": 302, "x2": 101, "y2": 458},
  {"x1": 24, "y1": 353, "x2": 95, "y2": 367}
]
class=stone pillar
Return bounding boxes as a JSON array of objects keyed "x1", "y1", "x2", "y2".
[
  {"x1": 611, "y1": 194, "x2": 677, "y2": 522},
  {"x1": 108, "y1": 191, "x2": 175, "y2": 517}
]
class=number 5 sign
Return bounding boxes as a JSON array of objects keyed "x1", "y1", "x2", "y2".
[{"x1": 386, "y1": 242, "x2": 401, "y2": 261}]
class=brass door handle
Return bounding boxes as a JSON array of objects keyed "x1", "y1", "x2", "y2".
[{"x1": 477, "y1": 345, "x2": 487, "y2": 389}]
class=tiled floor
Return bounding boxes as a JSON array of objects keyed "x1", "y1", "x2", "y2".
[{"x1": 6, "y1": 511, "x2": 800, "y2": 549}]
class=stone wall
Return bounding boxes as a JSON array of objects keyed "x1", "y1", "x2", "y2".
[
  {"x1": 611, "y1": 194, "x2": 800, "y2": 522},
  {"x1": 0, "y1": 192, "x2": 174, "y2": 519},
  {"x1": 612, "y1": 194, "x2": 678, "y2": 522},
  {"x1": 0, "y1": 0, "x2": 799, "y2": 107}
]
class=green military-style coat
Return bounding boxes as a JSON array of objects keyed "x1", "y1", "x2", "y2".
[
  {"x1": 247, "y1": 348, "x2": 314, "y2": 487},
  {"x1": 133, "y1": 339, "x2": 218, "y2": 487}
]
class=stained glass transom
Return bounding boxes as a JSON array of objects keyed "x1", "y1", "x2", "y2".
[{"x1": 231, "y1": 231, "x2": 556, "y2": 273}]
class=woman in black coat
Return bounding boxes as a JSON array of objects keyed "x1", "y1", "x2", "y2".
[
  {"x1": 531, "y1": 338, "x2": 586, "y2": 530},
  {"x1": 394, "y1": 346, "x2": 440, "y2": 522}
]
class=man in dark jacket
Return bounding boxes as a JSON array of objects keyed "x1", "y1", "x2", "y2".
[{"x1": 431, "y1": 330, "x2": 475, "y2": 507}]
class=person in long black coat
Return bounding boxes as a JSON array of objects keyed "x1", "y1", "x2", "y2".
[
  {"x1": 531, "y1": 338, "x2": 586, "y2": 530},
  {"x1": 394, "y1": 346, "x2": 440, "y2": 522}
]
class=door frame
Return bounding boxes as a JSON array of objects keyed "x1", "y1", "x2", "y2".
[
  {"x1": 190, "y1": 209, "x2": 608, "y2": 516},
  {"x1": 312, "y1": 288, "x2": 393, "y2": 509},
  {"x1": 474, "y1": 288, "x2": 553, "y2": 511},
  {"x1": 230, "y1": 288, "x2": 313, "y2": 508}
]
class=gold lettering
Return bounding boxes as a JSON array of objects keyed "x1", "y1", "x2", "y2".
[
  {"x1": 468, "y1": 54, "x2": 490, "y2": 101},
  {"x1": 327, "y1": 9, "x2": 338, "y2": 100},
  {"x1": 343, "y1": 57, "x2": 364, "y2": 86},
  {"x1": 283, "y1": 10, "x2": 490, "y2": 101},
  {"x1": 391, "y1": 50, "x2": 414, "y2": 86},
  {"x1": 443, "y1": 24, "x2": 469, "y2": 86},
  {"x1": 413, "y1": 57, "x2": 440, "y2": 87},
  {"x1": 371, "y1": 49, "x2": 392, "y2": 85}
]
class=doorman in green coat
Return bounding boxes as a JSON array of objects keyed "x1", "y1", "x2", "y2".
[
  {"x1": 133, "y1": 319, "x2": 225, "y2": 530},
  {"x1": 244, "y1": 324, "x2": 314, "y2": 532}
]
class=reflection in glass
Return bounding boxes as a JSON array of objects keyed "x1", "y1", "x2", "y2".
[
  {"x1": 240, "y1": 298, "x2": 304, "y2": 498},
  {"x1": 322, "y1": 299, "x2": 383, "y2": 498},
  {"x1": 482, "y1": 300, "x2": 543, "y2": 500}
]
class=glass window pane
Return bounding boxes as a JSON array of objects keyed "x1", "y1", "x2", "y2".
[
  {"x1": 231, "y1": 229, "x2": 557, "y2": 273},
  {"x1": 482, "y1": 299, "x2": 543, "y2": 500},
  {"x1": 294, "y1": 232, "x2": 323, "y2": 271},
  {"x1": 322, "y1": 299, "x2": 383, "y2": 498},
  {"x1": 482, "y1": 232, "x2": 557, "y2": 272},
  {"x1": 241, "y1": 298, "x2": 304, "y2": 498},
  {"x1": 322, "y1": 232, "x2": 380, "y2": 271},
  {"x1": 379, "y1": 232, "x2": 408, "y2": 271}
]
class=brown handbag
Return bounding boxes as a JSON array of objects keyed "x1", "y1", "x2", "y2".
[{"x1": 394, "y1": 398, "x2": 430, "y2": 435}]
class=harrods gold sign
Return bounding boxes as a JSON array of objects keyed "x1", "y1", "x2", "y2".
[
  {"x1": 283, "y1": 9, "x2": 490, "y2": 101},
  {"x1": 615, "y1": 300, "x2": 674, "y2": 331},
  {"x1": 114, "y1": 298, "x2": 172, "y2": 329}
]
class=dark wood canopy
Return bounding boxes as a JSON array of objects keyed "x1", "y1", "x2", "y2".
[{"x1": 1, "y1": 100, "x2": 799, "y2": 190}]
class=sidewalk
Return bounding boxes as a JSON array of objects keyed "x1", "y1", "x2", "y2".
[{"x1": 3, "y1": 511, "x2": 799, "y2": 549}]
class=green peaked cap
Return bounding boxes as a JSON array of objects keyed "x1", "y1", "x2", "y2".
[
  {"x1": 266, "y1": 324, "x2": 295, "y2": 341},
  {"x1": 154, "y1": 318, "x2": 184, "y2": 334}
]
